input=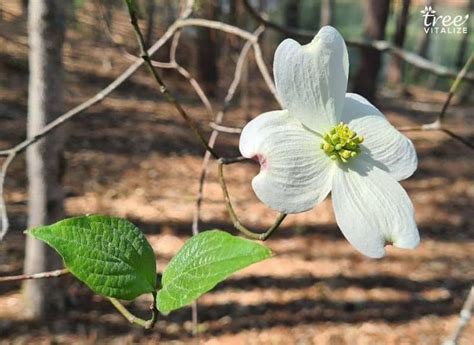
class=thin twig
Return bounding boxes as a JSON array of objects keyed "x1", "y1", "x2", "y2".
[
  {"x1": 443, "y1": 286, "x2": 474, "y2": 345},
  {"x1": 398, "y1": 54, "x2": 474, "y2": 150},
  {"x1": 252, "y1": 42, "x2": 283, "y2": 107},
  {"x1": 209, "y1": 122, "x2": 243, "y2": 134},
  {"x1": 177, "y1": 18, "x2": 258, "y2": 43},
  {"x1": 217, "y1": 160, "x2": 287, "y2": 241},
  {"x1": 0, "y1": 269, "x2": 160, "y2": 329},
  {"x1": 439, "y1": 54, "x2": 473, "y2": 121},
  {"x1": 192, "y1": 27, "x2": 263, "y2": 235},
  {"x1": 0, "y1": 268, "x2": 69, "y2": 282},
  {"x1": 440, "y1": 129, "x2": 474, "y2": 150},
  {"x1": 188, "y1": 28, "x2": 264, "y2": 337},
  {"x1": 0, "y1": 154, "x2": 14, "y2": 237},
  {"x1": 168, "y1": 31, "x2": 215, "y2": 119}
]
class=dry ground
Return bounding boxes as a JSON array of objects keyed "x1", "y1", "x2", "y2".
[{"x1": 0, "y1": 2, "x2": 473, "y2": 344}]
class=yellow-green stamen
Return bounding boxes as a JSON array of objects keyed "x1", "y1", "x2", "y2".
[{"x1": 320, "y1": 122, "x2": 364, "y2": 163}]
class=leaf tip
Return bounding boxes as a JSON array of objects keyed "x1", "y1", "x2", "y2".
[{"x1": 24, "y1": 226, "x2": 40, "y2": 237}]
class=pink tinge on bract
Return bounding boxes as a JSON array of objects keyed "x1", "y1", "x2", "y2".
[{"x1": 253, "y1": 154, "x2": 268, "y2": 170}]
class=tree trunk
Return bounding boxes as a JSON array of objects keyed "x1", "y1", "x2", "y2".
[
  {"x1": 353, "y1": 0, "x2": 391, "y2": 102},
  {"x1": 144, "y1": 0, "x2": 156, "y2": 47},
  {"x1": 457, "y1": 0, "x2": 473, "y2": 102},
  {"x1": 284, "y1": 0, "x2": 299, "y2": 28},
  {"x1": 456, "y1": 0, "x2": 473, "y2": 69},
  {"x1": 196, "y1": 0, "x2": 219, "y2": 97},
  {"x1": 23, "y1": 0, "x2": 66, "y2": 319},
  {"x1": 387, "y1": 0, "x2": 410, "y2": 86},
  {"x1": 22, "y1": 0, "x2": 29, "y2": 15},
  {"x1": 320, "y1": 0, "x2": 335, "y2": 27},
  {"x1": 412, "y1": 0, "x2": 435, "y2": 81},
  {"x1": 417, "y1": 0, "x2": 434, "y2": 58}
]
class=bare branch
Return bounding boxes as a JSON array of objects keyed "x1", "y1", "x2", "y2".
[
  {"x1": 177, "y1": 18, "x2": 258, "y2": 43},
  {"x1": 192, "y1": 27, "x2": 264, "y2": 234},
  {"x1": 0, "y1": 268, "x2": 69, "y2": 283},
  {"x1": 398, "y1": 54, "x2": 474, "y2": 151},
  {"x1": 0, "y1": 154, "x2": 14, "y2": 237},
  {"x1": 440, "y1": 128, "x2": 474, "y2": 150},
  {"x1": 439, "y1": 54, "x2": 473, "y2": 121},
  {"x1": 168, "y1": 31, "x2": 215, "y2": 118},
  {"x1": 443, "y1": 286, "x2": 474, "y2": 345},
  {"x1": 252, "y1": 42, "x2": 283, "y2": 107},
  {"x1": 209, "y1": 122, "x2": 243, "y2": 134}
]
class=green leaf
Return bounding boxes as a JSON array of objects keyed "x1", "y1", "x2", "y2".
[
  {"x1": 157, "y1": 230, "x2": 272, "y2": 313},
  {"x1": 28, "y1": 215, "x2": 156, "y2": 300}
]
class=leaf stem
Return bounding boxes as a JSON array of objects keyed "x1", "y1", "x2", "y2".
[
  {"x1": 148, "y1": 291, "x2": 159, "y2": 329},
  {"x1": 108, "y1": 293, "x2": 159, "y2": 329},
  {"x1": 218, "y1": 160, "x2": 287, "y2": 240}
]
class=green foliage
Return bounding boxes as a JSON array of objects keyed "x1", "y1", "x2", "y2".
[
  {"x1": 28, "y1": 216, "x2": 157, "y2": 300},
  {"x1": 157, "y1": 230, "x2": 272, "y2": 313},
  {"x1": 124, "y1": 0, "x2": 139, "y2": 15},
  {"x1": 28, "y1": 217, "x2": 273, "y2": 315}
]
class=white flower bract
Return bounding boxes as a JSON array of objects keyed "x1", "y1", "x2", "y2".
[{"x1": 239, "y1": 26, "x2": 420, "y2": 258}]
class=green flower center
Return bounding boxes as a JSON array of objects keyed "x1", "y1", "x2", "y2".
[{"x1": 320, "y1": 122, "x2": 364, "y2": 163}]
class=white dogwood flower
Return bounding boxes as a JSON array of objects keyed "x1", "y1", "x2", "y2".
[{"x1": 239, "y1": 26, "x2": 419, "y2": 258}]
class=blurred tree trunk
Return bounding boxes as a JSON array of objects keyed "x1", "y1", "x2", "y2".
[
  {"x1": 145, "y1": 0, "x2": 156, "y2": 47},
  {"x1": 285, "y1": 0, "x2": 299, "y2": 28},
  {"x1": 163, "y1": 0, "x2": 175, "y2": 26},
  {"x1": 412, "y1": 0, "x2": 435, "y2": 81},
  {"x1": 457, "y1": 0, "x2": 473, "y2": 102},
  {"x1": 23, "y1": 0, "x2": 66, "y2": 318},
  {"x1": 320, "y1": 0, "x2": 335, "y2": 27},
  {"x1": 283, "y1": 0, "x2": 300, "y2": 44},
  {"x1": 153, "y1": 0, "x2": 175, "y2": 64},
  {"x1": 353, "y1": 0, "x2": 391, "y2": 102},
  {"x1": 229, "y1": 0, "x2": 237, "y2": 24},
  {"x1": 417, "y1": 0, "x2": 434, "y2": 58},
  {"x1": 22, "y1": 0, "x2": 28, "y2": 15},
  {"x1": 196, "y1": 0, "x2": 219, "y2": 97},
  {"x1": 387, "y1": 0, "x2": 410, "y2": 87},
  {"x1": 456, "y1": 0, "x2": 473, "y2": 69}
]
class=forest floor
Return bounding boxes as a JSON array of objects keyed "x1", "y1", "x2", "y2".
[{"x1": 0, "y1": 2, "x2": 473, "y2": 344}]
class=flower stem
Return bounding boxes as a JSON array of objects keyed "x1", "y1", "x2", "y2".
[{"x1": 218, "y1": 160, "x2": 287, "y2": 240}]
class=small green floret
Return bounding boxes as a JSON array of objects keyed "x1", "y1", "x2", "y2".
[{"x1": 320, "y1": 122, "x2": 364, "y2": 163}]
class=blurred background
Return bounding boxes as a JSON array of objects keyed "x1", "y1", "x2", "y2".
[{"x1": 0, "y1": 0, "x2": 473, "y2": 344}]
